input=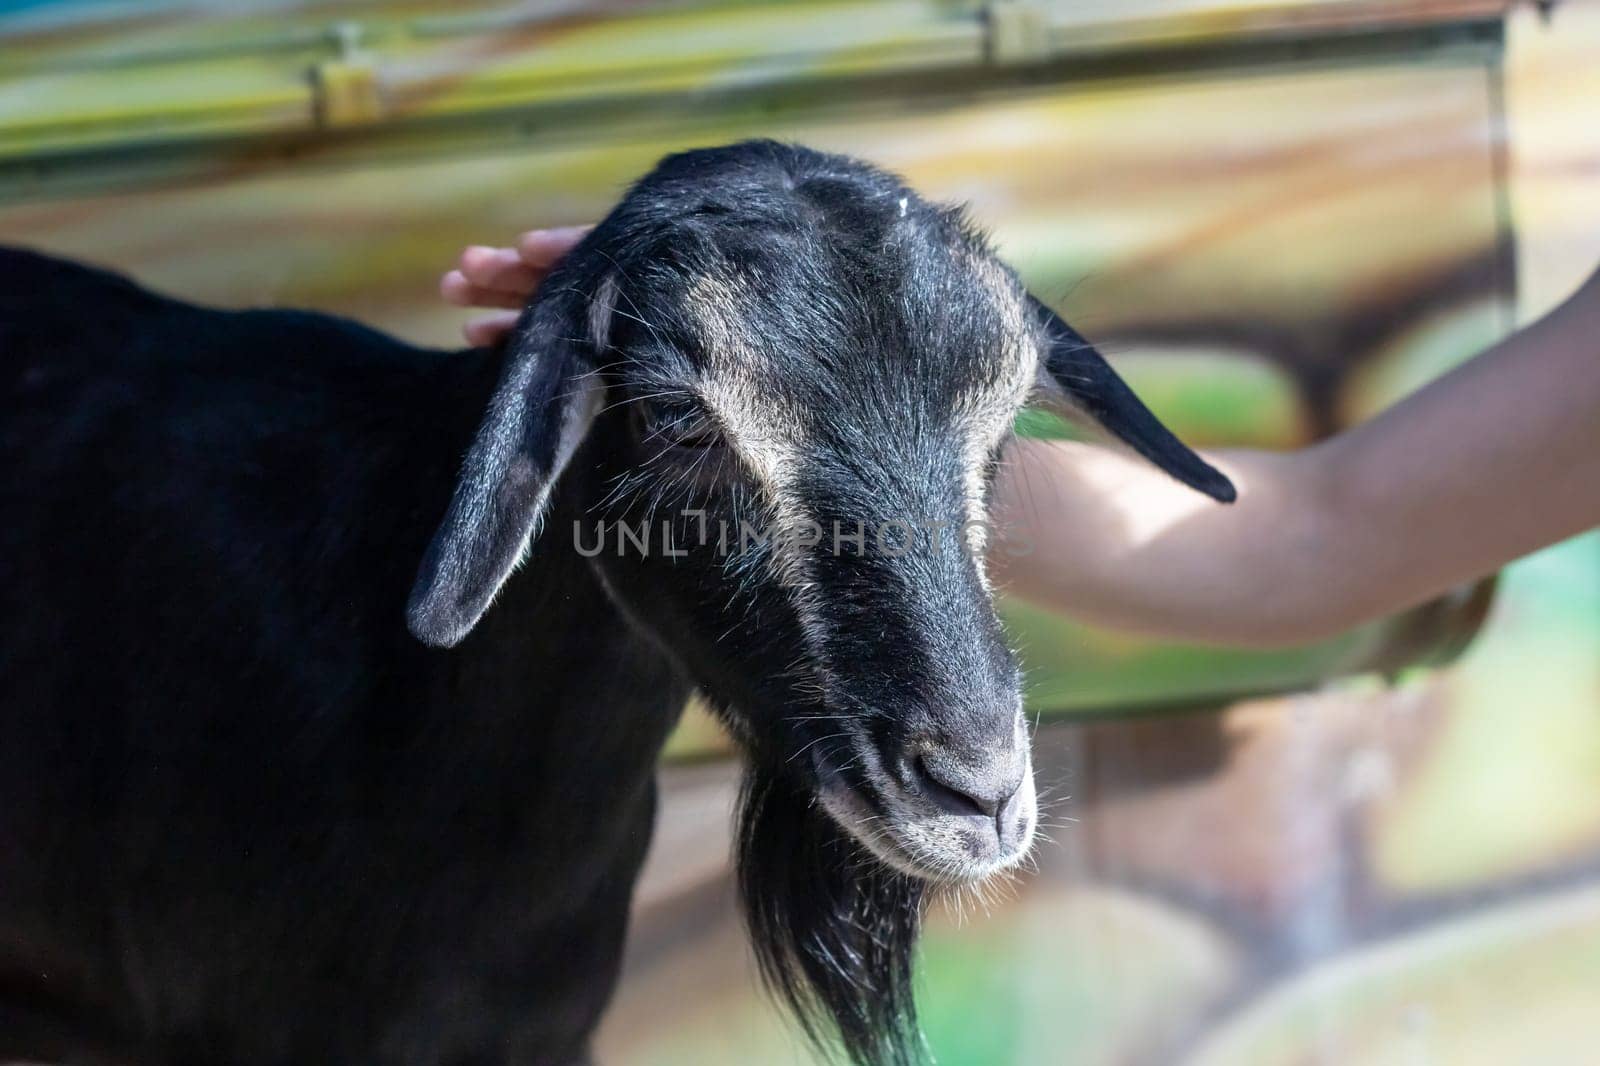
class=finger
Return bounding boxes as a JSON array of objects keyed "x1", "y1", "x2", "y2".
[
  {"x1": 517, "y1": 225, "x2": 593, "y2": 269},
  {"x1": 458, "y1": 245, "x2": 540, "y2": 297},
  {"x1": 440, "y1": 270, "x2": 523, "y2": 310},
  {"x1": 462, "y1": 311, "x2": 522, "y2": 348}
]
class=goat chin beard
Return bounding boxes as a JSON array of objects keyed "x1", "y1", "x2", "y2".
[
  {"x1": 732, "y1": 755, "x2": 1030, "y2": 1062},
  {"x1": 733, "y1": 751, "x2": 1034, "y2": 1066},
  {"x1": 736, "y1": 762, "x2": 924, "y2": 1066}
]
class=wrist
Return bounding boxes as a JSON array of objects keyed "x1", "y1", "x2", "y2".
[{"x1": 1270, "y1": 439, "x2": 1373, "y2": 639}]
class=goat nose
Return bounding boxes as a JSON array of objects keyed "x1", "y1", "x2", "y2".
[{"x1": 912, "y1": 747, "x2": 1024, "y2": 819}]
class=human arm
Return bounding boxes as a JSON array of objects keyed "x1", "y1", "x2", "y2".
[{"x1": 991, "y1": 267, "x2": 1600, "y2": 646}]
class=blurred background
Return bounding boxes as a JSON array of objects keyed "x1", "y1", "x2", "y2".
[{"x1": 2, "y1": 1, "x2": 1597, "y2": 1062}]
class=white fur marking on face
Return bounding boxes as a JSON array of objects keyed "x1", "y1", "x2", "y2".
[
  {"x1": 683, "y1": 272, "x2": 834, "y2": 683},
  {"x1": 955, "y1": 259, "x2": 1040, "y2": 591}
]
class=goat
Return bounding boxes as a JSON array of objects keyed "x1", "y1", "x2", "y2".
[{"x1": 0, "y1": 140, "x2": 1233, "y2": 1066}]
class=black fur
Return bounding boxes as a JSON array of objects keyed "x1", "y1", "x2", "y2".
[
  {"x1": 0, "y1": 140, "x2": 1230, "y2": 1065},
  {"x1": 738, "y1": 766, "x2": 925, "y2": 1066}
]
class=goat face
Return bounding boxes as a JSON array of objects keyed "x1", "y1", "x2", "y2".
[
  {"x1": 407, "y1": 141, "x2": 1233, "y2": 1062},
  {"x1": 590, "y1": 220, "x2": 1041, "y2": 886}
]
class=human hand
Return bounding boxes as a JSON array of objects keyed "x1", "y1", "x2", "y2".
[{"x1": 440, "y1": 226, "x2": 592, "y2": 347}]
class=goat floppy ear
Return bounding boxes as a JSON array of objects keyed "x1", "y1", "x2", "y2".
[
  {"x1": 407, "y1": 283, "x2": 605, "y2": 648},
  {"x1": 1028, "y1": 295, "x2": 1236, "y2": 503}
]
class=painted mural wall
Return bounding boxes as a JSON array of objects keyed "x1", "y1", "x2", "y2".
[{"x1": 1, "y1": 2, "x2": 1596, "y2": 1063}]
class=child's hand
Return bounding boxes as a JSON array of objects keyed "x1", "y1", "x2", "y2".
[{"x1": 440, "y1": 226, "x2": 592, "y2": 347}]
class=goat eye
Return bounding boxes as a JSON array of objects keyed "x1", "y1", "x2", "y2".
[
  {"x1": 671, "y1": 426, "x2": 723, "y2": 450},
  {"x1": 632, "y1": 397, "x2": 724, "y2": 452}
]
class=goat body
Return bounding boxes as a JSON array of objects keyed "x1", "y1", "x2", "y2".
[{"x1": 0, "y1": 248, "x2": 683, "y2": 1063}]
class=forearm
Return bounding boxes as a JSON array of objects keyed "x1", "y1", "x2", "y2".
[
  {"x1": 993, "y1": 268, "x2": 1600, "y2": 646},
  {"x1": 991, "y1": 441, "x2": 1338, "y2": 645},
  {"x1": 1314, "y1": 267, "x2": 1600, "y2": 627}
]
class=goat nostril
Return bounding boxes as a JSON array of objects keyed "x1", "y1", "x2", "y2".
[{"x1": 914, "y1": 754, "x2": 1002, "y2": 819}]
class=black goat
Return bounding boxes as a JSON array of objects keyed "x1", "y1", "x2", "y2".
[{"x1": 0, "y1": 141, "x2": 1232, "y2": 1066}]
